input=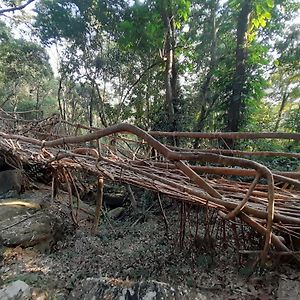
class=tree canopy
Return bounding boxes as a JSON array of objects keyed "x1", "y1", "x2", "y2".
[{"x1": 0, "y1": 0, "x2": 299, "y2": 143}]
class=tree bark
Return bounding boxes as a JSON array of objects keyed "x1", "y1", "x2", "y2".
[
  {"x1": 35, "y1": 86, "x2": 41, "y2": 119},
  {"x1": 161, "y1": 0, "x2": 179, "y2": 133},
  {"x1": 227, "y1": 0, "x2": 252, "y2": 135},
  {"x1": 89, "y1": 89, "x2": 94, "y2": 129},
  {"x1": 94, "y1": 82, "x2": 108, "y2": 128}
]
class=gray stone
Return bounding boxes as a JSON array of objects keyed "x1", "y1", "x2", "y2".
[
  {"x1": 0, "y1": 187, "x2": 64, "y2": 250},
  {"x1": 0, "y1": 198, "x2": 40, "y2": 220},
  {"x1": 277, "y1": 278, "x2": 300, "y2": 300},
  {"x1": 0, "y1": 280, "x2": 31, "y2": 300},
  {"x1": 69, "y1": 277, "x2": 207, "y2": 300},
  {"x1": 107, "y1": 207, "x2": 125, "y2": 219},
  {"x1": 0, "y1": 211, "x2": 62, "y2": 248}
]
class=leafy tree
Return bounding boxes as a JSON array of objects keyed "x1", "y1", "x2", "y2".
[
  {"x1": 34, "y1": 0, "x2": 192, "y2": 132},
  {"x1": 0, "y1": 21, "x2": 56, "y2": 117},
  {"x1": 269, "y1": 24, "x2": 300, "y2": 132},
  {"x1": 30, "y1": 0, "x2": 300, "y2": 137}
]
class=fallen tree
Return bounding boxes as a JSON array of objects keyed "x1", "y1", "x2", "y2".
[{"x1": 0, "y1": 113, "x2": 299, "y2": 263}]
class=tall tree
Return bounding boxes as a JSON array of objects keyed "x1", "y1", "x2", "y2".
[
  {"x1": 160, "y1": 0, "x2": 179, "y2": 132},
  {"x1": 0, "y1": 21, "x2": 55, "y2": 116},
  {"x1": 270, "y1": 25, "x2": 300, "y2": 132},
  {"x1": 30, "y1": 0, "x2": 300, "y2": 135},
  {"x1": 194, "y1": 0, "x2": 218, "y2": 133},
  {"x1": 227, "y1": 0, "x2": 252, "y2": 133}
]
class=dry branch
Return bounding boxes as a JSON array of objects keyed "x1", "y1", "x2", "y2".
[
  {"x1": 169, "y1": 146, "x2": 300, "y2": 159},
  {"x1": 0, "y1": 0, "x2": 36, "y2": 14},
  {"x1": 0, "y1": 122, "x2": 300, "y2": 262},
  {"x1": 149, "y1": 130, "x2": 300, "y2": 140}
]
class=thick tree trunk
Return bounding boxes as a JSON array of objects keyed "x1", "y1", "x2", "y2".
[
  {"x1": 94, "y1": 83, "x2": 108, "y2": 128},
  {"x1": 296, "y1": 104, "x2": 300, "y2": 133},
  {"x1": 227, "y1": 0, "x2": 252, "y2": 134},
  {"x1": 161, "y1": 0, "x2": 179, "y2": 133},
  {"x1": 87, "y1": 75, "x2": 109, "y2": 128}
]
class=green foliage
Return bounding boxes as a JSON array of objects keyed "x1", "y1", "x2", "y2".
[
  {"x1": 34, "y1": 0, "x2": 88, "y2": 46},
  {"x1": 117, "y1": 3, "x2": 164, "y2": 51},
  {"x1": 283, "y1": 105, "x2": 300, "y2": 133},
  {"x1": 0, "y1": 20, "x2": 11, "y2": 41},
  {"x1": 0, "y1": 22, "x2": 56, "y2": 116},
  {"x1": 0, "y1": 40, "x2": 51, "y2": 82},
  {"x1": 0, "y1": 0, "x2": 298, "y2": 136},
  {"x1": 253, "y1": 156, "x2": 299, "y2": 172}
]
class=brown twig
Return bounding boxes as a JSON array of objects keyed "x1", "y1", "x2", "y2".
[
  {"x1": 157, "y1": 192, "x2": 169, "y2": 236},
  {"x1": 92, "y1": 176, "x2": 104, "y2": 235}
]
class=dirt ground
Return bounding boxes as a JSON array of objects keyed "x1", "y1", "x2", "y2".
[{"x1": 1, "y1": 190, "x2": 299, "y2": 299}]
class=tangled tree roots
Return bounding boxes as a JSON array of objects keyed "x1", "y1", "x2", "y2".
[{"x1": 0, "y1": 112, "x2": 300, "y2": 263}]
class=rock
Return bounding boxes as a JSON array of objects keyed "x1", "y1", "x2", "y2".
[
  {"x1": 0, "y1": 280, "x2": 31, "y2": 300},
  {"x1": 81, "y1": 190, "x2": 97, "y2": 205},
  {"x1": 107, "y1": 207, "x2": 125, "y2": 219},
  {"x1": 104, "y1": 183, "x2": 127, "y2": 208},
  {"x1": 0, "y1": 187, "x2": 64, "y2": 250},
  {"x1": 0, "y1": 186, "x2": 69, "y2": 251},
  {"x1": 0, "y1": 200, "x2": 38, "y2": 221},
  {"x1": 69, "y1": 277, "x2": 207, "y2": 300},
  {"x1": 277, "y1": 278, "x2": 300, "y2": 300},
  {"x1": 0, "y1": 211, "x2": 63, "y2": 249},
  {"x1": 0, "y1": 169, "x2": 24, "y2": 199},
  {"x1": 0, "y1": 236, "x2": 4, "y2": 264}
]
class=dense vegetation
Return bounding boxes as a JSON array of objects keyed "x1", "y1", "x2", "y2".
[{"x1": 0, "y1": 0, "x2": 299, "y2": 140}]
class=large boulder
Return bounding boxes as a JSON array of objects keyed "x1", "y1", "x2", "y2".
[
  {"x1": 0, "y1": 191, "x2": 63, "y2": 249},
  {"x1": 107, "y1": 207, "x2": 125, "y2": 219},
  {"x1": 0, "y1": 211, "x2": 62, "y2": 248},
  {"x1": 69, "y1": 277, "x2": 207, "y2": 300}
]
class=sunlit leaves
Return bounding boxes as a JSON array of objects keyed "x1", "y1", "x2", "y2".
[
  {"x1": 117, "y1": 3, "x2": 163, "y2": 52},
  {"x1": 177, "y1": 0, "x2": 191, "y2": 22},
  {"x1": 0, "y1": 21, "x2": 11, "y2": 42},
  {"x1": 250, "y1": 0, "x2": 274, "y2": 35},
  {"x1": 266, "y1": 0, "x2": 274, "y2": 8}
]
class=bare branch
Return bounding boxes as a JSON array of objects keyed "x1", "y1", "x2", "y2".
[{"x1": 0, "y1": 0, "x2": 36, "y2": 15}]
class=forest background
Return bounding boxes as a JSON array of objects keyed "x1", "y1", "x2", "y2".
[{"x1": 0, "y1": 0, "x2": 299, "y2": 155}]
